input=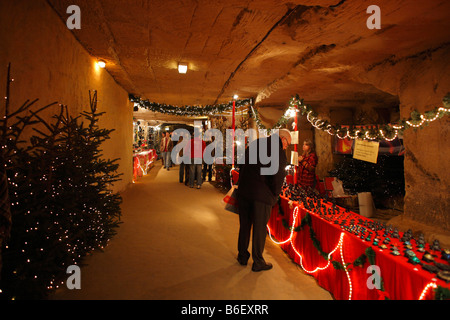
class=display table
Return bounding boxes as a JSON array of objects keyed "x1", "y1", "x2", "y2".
[
  {"x1": 133, "y1": 149, "x2": 157, "y2": 181},
  {"x1": 267, "y1": 195, "x2": 450, "y2": 300}
]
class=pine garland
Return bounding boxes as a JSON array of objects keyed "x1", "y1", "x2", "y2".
[
  {"x1": 130, "y1": 91, "x2": 449, "y2": 142},
  {"x1": 129, "y1": 94, "x2": 252, "y2": 117},
  {"x1": 435, "y1": 286, "x2": 450, "y2": 300},
  {"x1": 288, "y1": 93, "x2": 450, "y2": 141}
]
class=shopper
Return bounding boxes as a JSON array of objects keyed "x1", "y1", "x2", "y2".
[
  {"x1": 160, "y1": 131, "x2": 173, "y2": 170},
  {"x1": 297, "y1": 138, "x2": 318, "y2": 189},
  {"x1": 236, "y1": 129, "x2": 290, "y2": 272},
  {"x1": 176, "y1": 135, "x2": 189, "y2": 184},
  {"x1": 202, "y1": 136, "x2": 214, "y2": 182},
  {"x1": 187, "y1": 132, "x2": 206, "y2": 189}
]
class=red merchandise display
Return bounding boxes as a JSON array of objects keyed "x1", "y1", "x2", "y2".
[
  {"x1": 133, "y1": 149, "x2": 157, "y2": 181},
  {"x1": 267, "y1": 196, "x2": 450, "y2": 300}
]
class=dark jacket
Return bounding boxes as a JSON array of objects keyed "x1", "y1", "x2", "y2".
[{"x1": 237, "y1": 135, "x2": 287, "y2": 206}]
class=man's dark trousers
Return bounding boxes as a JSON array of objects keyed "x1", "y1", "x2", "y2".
[{"x1": 237, "y1": 195, "x2": 272, "y2": 268}]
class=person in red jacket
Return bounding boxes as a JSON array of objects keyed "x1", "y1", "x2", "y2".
[{"x1": 297, "y1": 139, "x2": 318, "y2": 189}]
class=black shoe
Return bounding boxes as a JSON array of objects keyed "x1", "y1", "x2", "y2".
[
  {"x1": 237, "y1": 256, "x2": 248, "y2": 266},
  {"x1": 252, "y1": 262, "x2": 273, "y2": 272}
]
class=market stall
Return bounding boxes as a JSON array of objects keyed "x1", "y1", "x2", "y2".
[
  {"x1": 133, "y1": 149, "x2": 157, "y2": 181},
  {"x1": 266, "y1": 181, "x2": 450, "y2": 300}
]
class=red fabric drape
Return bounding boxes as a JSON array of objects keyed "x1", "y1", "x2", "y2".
[{"x1": 267, "y1": 197, "x2": 449, "y2": 300}]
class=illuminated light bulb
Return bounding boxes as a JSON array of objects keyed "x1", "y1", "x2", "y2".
[
  {"x1": 379, "y1": 129, "x2": 398, "y2": 141},
  {"x1": 284, "y1": 107, "x2": 297, "y2": 118},
  {"x1": 178, "y1": 63, "x2": 188, "y2": 74},
  {"x1": 336, "y1": 131, "x2": 347, "y2": 140},
  {"x1": 339, "y1": 234, "x2": 352, "y2": 300},
  {"x1": 290, "y1": 213, "x2": 343, "y2": 273},
  {"x1": 233, "y1": 94, "x2": 239, "y2": 100},
  {"x1": 364, "y1": 131, "x2": 377, "y2": 140},
  {"x1": 406, "y1": 119, "x2": 425, "y2": 128},
  {"x1": 267, "y1": 206, "x2": 299, "y2": 245},
  {"x1": 419, "y1": 281, "x2": 437, "y2": 300},
  {"x1": 97, "y1": 60, "x2": 106, "y2": 68}
]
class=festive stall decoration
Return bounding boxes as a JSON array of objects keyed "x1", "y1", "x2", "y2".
[
  {"x1": 129, "y1": 94, "x2": 252, "y2": 117},
  {"x1": 287, "y1": 94, "x2": 450, "y2": 141},
  {"x1": 131, "y1": 91, "x2": 449, "y2": 142},
  {"x1": 133, "y1": 149, "x2": 157, "y2": 181},
  {"x1": 264, "y1": 180, "x2": 450, "y2": 300}
]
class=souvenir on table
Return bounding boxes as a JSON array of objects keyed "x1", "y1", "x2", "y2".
[
  {"x1": 417, "y1": 246, "x2": 426, "y2": 253},
  {"x1": 422, "y1": 253, "x2": 435, "y2": 263},
  {"x1": 442, "y1": 249, "x2": 450, "y2": 261},
  {"x1": 409, "y1": 256, "x2": 421, "y2": 265},
  {"x1": 422, "y1": 263, "x2": 440, "y2": 274},
  {"x1": 435, "y1": 262, "x2": 450, "y2": 271},
  {"x1": 431, "y1": 240, "x2": 441, "y2": 252},
  {"x1": 437, "y1": 270, "x2": 450, "y2": 283}
]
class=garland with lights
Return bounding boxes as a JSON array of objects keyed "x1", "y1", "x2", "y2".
[
  {"x1": 0, "y1": 68, "x2": 122, "y2": 299},
  {"x1": 250, "y1": 93, "x2": 450, "y2": 140},
  {"x1": 287, "y1": 93, "x2": 450, "y2": 141},
  {"x1": 251, "y1": 106, "x2": 290, "y2": 133},
  {"x1": 129, "y1": 94, "x2": 252, "y2": 117},
  {"x1": 130, "y1": 91, "x2": 449, "y2": 141},
  {"x1": 280, "y1": 207, "x2": 376, "y2": 273}
]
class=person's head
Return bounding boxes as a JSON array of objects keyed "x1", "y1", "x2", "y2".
[
  {"x1": 302, "y1": 139, "x2": 315, "y2": 154},
  {"x1": 278, "y1": 129, "x2": 291, "y2": 150}
]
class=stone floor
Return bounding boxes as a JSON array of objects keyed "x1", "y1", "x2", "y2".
[{"x1": 50, "y1": 161, "x2": 332, "y2": 300}]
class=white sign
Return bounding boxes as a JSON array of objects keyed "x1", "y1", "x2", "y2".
[
  {"x1": 291, "y1": 151, "x2": 298, "y2": 166},
  {"x1": 353, "y1": 139, "x2": 379, "y2": 164}
]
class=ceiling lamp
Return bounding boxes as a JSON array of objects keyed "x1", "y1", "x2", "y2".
[
  {"x1": 97, "y1": 59, "x2": 106, "y2": 68},
  {"x1": 178, "y1": 63, "x2": 188, "y2": 74}
]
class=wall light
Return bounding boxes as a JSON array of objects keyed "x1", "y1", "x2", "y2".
[
  {"x1": 97, "y1": 59, "x2": 106, "y2": 68},
  {"x1": 178, "y1": 63, "x2": 188, "y2": 74},
  {"x1": 233, "y1": 94, "x2": 239, "y2": 100}
]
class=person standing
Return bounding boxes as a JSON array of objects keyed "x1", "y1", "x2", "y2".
[
  {"x1": 187, "y1": 131, "x2": 206, "y2": 189},
  {"x1": 176, "y1": 135, "x2": 189, "y2": 184},
  {"x1": 297, "y1": 139, "x2": 318, "y2": 189},
  {"x1": 202, "y1": 136, "x2": 214, "y2": 182},
  {"x1": 160, "y1": 131, "x2": 173, "y2": 170},
  {"x1": 236, "y1": 129, "x2": 291, "y2": 272}
]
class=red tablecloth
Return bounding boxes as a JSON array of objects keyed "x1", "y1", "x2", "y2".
[
  {"x1": 133, "y1": 149, "x2": 157, "y2": 181},
  {"x1": 267, "y1": 196, "x2": 450, "y2": 300}
]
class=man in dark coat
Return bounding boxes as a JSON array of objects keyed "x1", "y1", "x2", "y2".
[{"x1": 236, "y1": 129, "x2": 291, "y2": 271}]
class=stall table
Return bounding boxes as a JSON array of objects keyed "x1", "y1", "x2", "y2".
[
  {"x1": 133, "y1": 149, "x2": 157, "y2": 181},
  {"x1": 267, "y1": 195, "x2": 450, "y2": 300}
]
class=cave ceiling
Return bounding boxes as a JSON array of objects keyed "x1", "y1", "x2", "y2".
[{"x1": 46, "y1": 0, "x2": 450, "y2": 122}]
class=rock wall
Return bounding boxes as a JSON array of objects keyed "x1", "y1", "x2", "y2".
[
  {"x1": 258, "y1": 44, "x2": 450, "y2": 233},
  {"x1": 0, "y1": 0, "x2": 133, "y2": 193},
  {"x1": 359, "y1": 44, "x2": 450, "y2": 232}
]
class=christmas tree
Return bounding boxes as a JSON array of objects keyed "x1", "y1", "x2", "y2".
[
  {"x1": 328, "y1": 155, "x2": 405, "y2": 208},
  {"x1": 0, "y1": 64, "x2": 122, "y2": 299}
]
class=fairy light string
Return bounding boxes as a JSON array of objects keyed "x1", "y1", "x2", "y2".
[
  {"x1": 286, "y1": 94, "x2": 450, "y2": 141},
  {"x1": 267, "y1": 199, "x2": 447, "y2": 300}
]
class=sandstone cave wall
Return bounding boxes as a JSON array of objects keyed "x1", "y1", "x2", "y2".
[
  {"x1": 0, "y1": 0, "x2": 134, "y2": 193},
  {"x1": 354, "y1": 44, "x2": 450, "y2": 231}
]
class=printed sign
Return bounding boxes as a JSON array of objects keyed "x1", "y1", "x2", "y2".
[
  {"x1": 291, "y1": 151, "x2": 298, "y2": 166},
  {"x1": 353, "y1": 139, "x2": 379, "y2": 163}
]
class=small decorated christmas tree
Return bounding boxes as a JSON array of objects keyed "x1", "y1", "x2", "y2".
[{"x1": 0, "y1": 65, "x2": 122, "y2": 299}]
